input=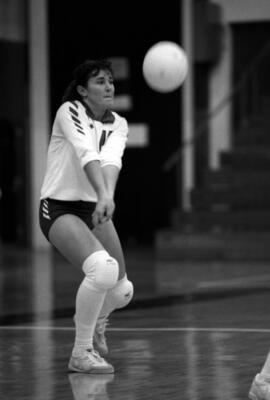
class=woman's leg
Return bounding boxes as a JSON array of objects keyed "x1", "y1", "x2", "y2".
[
  {"x1": 92, "y1": 220, "x2": 134, "y2": 354},
  {"x1": 93, "y1": 219, "x2": 126, "y2": 279},
  {"x1": 261, "y1": 353, "x2": 270, "y2": 376},
  {"x1": 49, "y1": 213, "x2": 103, "y2": 268},
  {"x1": 49, "y1": 214, "x2": 118, "y2": 372}
]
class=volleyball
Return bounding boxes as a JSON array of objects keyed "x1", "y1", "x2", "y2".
[{"x1": 142, "y1": 41, "x2": 188, "y2": 93}]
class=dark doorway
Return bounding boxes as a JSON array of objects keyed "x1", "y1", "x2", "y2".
[
  {"x1": 0, "y1": 41, "x2": 29, "y2": 246},
  {"x1": 232, "y1": 22, "x2": 270, "y2": 130}
]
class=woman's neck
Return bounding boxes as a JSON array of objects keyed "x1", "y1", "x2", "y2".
[{"x1": 83, "y1": 99, "x2": 106, "y2": 121}]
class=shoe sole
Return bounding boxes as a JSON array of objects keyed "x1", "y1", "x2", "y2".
[{"x1": 68, "y1": 362, "x2": 114, "y2": 374}]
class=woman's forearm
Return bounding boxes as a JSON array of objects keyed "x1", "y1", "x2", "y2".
[
  {"x1": 102, "y1": 165, "x2": 120, "y2": 198},
  {"x1": 84, "y1": 160, "x2": 108, "y2": 198}
]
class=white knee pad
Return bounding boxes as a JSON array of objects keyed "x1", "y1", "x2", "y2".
[
  {"x1": 108, "y1": 275, "x2": 134, "y2": 309},
  {"x1": 82, "y1": 250, "x2": 119, "y2": 291}
]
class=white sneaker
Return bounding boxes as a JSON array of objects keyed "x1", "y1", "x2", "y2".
[
  {"x1": 94, "y1": 317, "x2": 109, "y2": 355},
  {"x1": 68, "y1": 348, "x2": 114, "y2": 374},
  {"x1": 249, "y1": 373, "x2": 270, "y2": 400}
]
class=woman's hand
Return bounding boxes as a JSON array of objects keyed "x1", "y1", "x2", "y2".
[{"x1": 92, "y1": 195, "x2": 115, "y2": 226}]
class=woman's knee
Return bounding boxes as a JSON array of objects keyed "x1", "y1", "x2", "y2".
[
  {"x1": 108, "y1": 275, "x2": 134, "y2": 309},
  {"x1": 93, "y1": 220, "x2": 126, "y2": 278},
  {"x1": 82, "y1": 250, "x2": 119, "y2": 291}
]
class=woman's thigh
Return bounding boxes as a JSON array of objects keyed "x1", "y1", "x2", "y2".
[
  {"x1": 93, "y1": 220, "x2": 126, "y2": 279},
  {"x1": 49, "y1": 214, "x2": 104, "y2": 268}
]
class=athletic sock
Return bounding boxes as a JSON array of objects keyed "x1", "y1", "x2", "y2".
[
  {"x1": 260, "y1": 352, "x2": 270, "y2": 377},
  {"x1": 72, "y1": 278, "x2": 107, "y2": 357}
]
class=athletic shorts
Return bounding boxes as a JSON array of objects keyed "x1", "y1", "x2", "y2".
[{"x1": 39, "y1": 198, "x2": 96, "y2": 242}]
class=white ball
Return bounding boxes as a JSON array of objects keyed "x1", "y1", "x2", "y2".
[{"x1": 142, "y1": 41, "x2": 188, "y2": 93}]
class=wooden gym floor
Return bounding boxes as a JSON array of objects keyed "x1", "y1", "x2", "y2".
[{"x1": 1, "y1": 244, "x2": 270, "y2": 399}]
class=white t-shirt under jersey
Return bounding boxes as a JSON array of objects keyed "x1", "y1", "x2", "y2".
[{"x1": 40, "y1": 100, "x2": 128, "y2": 202}]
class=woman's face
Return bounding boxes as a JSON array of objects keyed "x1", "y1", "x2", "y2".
[{"x1": 82, "y1": 69, "x2": 115, "y2": 111}]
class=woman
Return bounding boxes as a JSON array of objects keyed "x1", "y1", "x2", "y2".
[{"x1": 39, "y1": 59, "x2": 134, "y2": 374}]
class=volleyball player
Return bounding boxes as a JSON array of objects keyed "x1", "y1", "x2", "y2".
[{"x1": 39, "y1": 59, "x2": 134, "y2": 374}]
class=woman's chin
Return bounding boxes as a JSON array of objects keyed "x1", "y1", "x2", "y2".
[{"x1": 104, "y1": 98, "x2": 114, "y2": 108}]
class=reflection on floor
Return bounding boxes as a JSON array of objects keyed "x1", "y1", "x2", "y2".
[{"x1": 0, "y1": 244, "x2": 270, "y2": 399}]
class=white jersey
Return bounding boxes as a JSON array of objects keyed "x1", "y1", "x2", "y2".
[{"x1": 40, "y1": 100, "x2": 128, "y2": 202}]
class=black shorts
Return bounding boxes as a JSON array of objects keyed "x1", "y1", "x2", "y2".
[{"x1": 39, "y1": 198, "x2": 96, "y2": 242}]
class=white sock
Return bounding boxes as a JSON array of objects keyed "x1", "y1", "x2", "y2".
[
  {"x1": 261, "y1": 352, "x2": 270, "y2": 377},
  {"x1": 72, "y1": 278, "x2": 107, "y2": 356}
]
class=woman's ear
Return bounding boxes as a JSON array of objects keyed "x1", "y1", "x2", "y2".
[{"x1": 77, "y1": 85, "x2": 87, "y2": 97}]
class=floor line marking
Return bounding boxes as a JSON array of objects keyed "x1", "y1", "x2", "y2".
[
  {"x1": 1, "y1": 326, "x2": 270, "y2": 333},
  {"x1": 198, "y1": 273, "x2": 270, "y2": 288}
]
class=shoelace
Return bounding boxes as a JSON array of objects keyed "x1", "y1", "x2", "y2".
[{"x1": 86, "y1": 348, "x2": 103, "y2": 361}]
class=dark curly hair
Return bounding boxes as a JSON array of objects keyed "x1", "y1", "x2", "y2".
[{"x1": 62, "y1": 59, "x2": 114, "y2": 103}]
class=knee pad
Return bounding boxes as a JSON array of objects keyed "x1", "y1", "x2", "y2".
[
  {"x1": 108, "y1": 275, "x2": 134, "y2": 309},
  {"x1": 82, "y1": 250, "x2": 119, "y2": 291}
]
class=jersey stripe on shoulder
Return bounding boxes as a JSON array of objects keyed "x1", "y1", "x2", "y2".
[
  {"x1": 71, "y1": 115, "x2": 81, "y2": 125},
  {"x1": 70, "y1": 101, "x2": 79, "y2": 109},
  {"x1": 69, "y1": 106, "x2": 79, "y2": 117},
  {"x1": 74, "y1": 122, "x2": 82, "y2": 130},
  {"x1": 65, "y1": 104, "x2": 86, "y2": 135}
]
